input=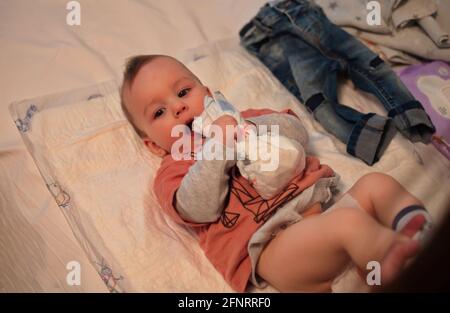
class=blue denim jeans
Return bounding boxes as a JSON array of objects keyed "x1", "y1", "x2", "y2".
[{"x1": 239, "y1": 0, "x2": 435, "y2": 165}]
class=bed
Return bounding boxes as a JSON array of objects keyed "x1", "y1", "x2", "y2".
[{"x1": 1, "y1": 0, "x2": 449, "y2": 293}]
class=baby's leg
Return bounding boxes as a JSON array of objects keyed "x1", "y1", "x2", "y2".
[
  {"x1": 345, "y1": 173, "x2": 431, "y2": 239},
  {"x1": 256, "y1": 206, "x2": 418, "y2": 292}
]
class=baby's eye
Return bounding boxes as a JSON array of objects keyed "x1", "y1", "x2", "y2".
[
  {"x1": 178, "y1": 88, "x2": 190, "y2": 98},
  {"x1": 154, "y1": 108, "x2": 165, "y2": 119}
]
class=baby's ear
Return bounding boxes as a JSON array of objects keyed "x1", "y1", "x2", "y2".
[{"x1": 143, "y1": 138, "x2": 168, "y2": 157}]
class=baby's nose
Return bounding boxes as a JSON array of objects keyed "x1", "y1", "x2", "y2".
[{"x1": 173, "y1": 103, "x2": 188, "y2": 117}]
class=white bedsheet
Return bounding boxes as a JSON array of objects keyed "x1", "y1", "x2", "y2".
[
  {"x1": 1, "y1": 1, "x2": 449, "y2": 293},
  {"x1": 6, "y1": 38, "x2": 450, "y2": 293},
  {"x1": 0, "y1": 0, "x2": 266, "y2": 292}
]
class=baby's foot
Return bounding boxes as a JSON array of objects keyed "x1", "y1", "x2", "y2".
[
  {"x1": 393, "y1": 205, "x2": 433, "y2": 243},
  {"x1": 398, "y1": 214, "x2": 432, "y2": 242},
  {"x1": 379, "y1": 239, "x2": 419, "y2": 287}
]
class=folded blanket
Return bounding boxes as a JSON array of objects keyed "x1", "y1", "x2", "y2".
[
  {"x1": 316, "y1": 0, "x2": 450, "y2": 63},
  {"x1": 418, "y1": 16, "x2": 450, "y2": 48}
]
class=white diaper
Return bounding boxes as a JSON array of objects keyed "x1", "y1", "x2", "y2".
[{"x1": 193, "y1": 91, "x2": 306, "y2": 199}]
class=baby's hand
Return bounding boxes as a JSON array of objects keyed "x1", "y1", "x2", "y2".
[
  {"x1": 211, "y1": 115, "x2": 238, "y2": 146},
  {"x1": 212, "y1": 115, "x2": 237, "y2": 128}
]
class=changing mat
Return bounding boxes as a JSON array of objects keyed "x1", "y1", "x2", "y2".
[{"x1": 9, "y1": 39, "x2": 450, "y2": 292}]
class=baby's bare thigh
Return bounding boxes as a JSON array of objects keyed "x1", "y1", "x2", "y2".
[{"x1": 256, "y1": 212, "x2": 350, "y2": 292}]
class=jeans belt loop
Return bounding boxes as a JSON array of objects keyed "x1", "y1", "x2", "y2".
[
  {"x1": 252, "y1": 16, "x2": 273, "y2": 34},
  {"x1": 239, "y1": 20, "x2": 256, "y2": 39}
]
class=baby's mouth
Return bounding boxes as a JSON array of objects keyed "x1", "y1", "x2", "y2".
[{"x1": 186, "y1": 119, "x2": 194, "y2": 131}]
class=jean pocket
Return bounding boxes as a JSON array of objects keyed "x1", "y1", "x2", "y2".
[
  {"x1": 273, "y1": 1, "x2": 322, "y2": 33},
  {"x1": 274, "y1": 0, "x2": 313, "y2": 18},
  {"x1": 239, "y1": 20, "x2": 270, "y2": 52}
]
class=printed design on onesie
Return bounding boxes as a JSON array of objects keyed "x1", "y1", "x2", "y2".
[{"x1": 221, "y1": 167, "x2": 301, "y2": 228}]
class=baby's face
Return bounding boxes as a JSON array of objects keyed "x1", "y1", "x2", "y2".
[{"x1": 123, "y1": 57, "x2": 210, "y2": 156}]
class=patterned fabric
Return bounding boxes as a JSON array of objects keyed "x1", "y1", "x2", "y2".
[{"x1": 396, "y1": 61, "x2": 450, "y2": 159}]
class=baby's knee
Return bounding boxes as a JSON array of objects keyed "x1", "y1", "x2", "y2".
[
  {"x1": 355, "y1": 172, "x2": 400, "y2": 192},
  {"x1": 358, "y1": 172, "x2": 393, "y2": 185}
]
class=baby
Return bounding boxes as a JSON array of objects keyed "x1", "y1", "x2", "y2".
[{"x1": 120, "y1": 54, "x2": 432, "y2": 292}]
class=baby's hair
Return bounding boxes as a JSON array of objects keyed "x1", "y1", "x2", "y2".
[
  {"x1": 120, "y1": 54, "x2": 164, "y2": 138},
  {"x1": 120, "y1": 54, "x2": 202, "y2": 139}
]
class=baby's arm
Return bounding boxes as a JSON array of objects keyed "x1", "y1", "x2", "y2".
[
  {"x1": 246, "y1": 113, "x2": 309, "y2": 147},
  {"x1": 175, "y1": 143, "x2": 236, "y2": 223},
  {"x1": 176, "y1": 111, "x2": 308, "y2": 222}
]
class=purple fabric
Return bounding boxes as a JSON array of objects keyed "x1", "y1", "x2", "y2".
[{"x1": 396, "y1": 61, "x2": 450, "y2": 160}]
